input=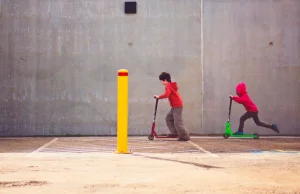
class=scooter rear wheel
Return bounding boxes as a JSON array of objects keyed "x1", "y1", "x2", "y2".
[
  {"x1": 223, "y1": 133, "x2": 229, "y2": 139},
  {"x1": 148, "y1": 135, "x2": 154, "y2": 140},
  {"x1": 253, "y1": 133, "x2": 259, "y2": 139}
]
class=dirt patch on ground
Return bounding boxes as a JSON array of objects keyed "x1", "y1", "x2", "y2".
[{"x1": 0, "y1": 181, "x2": 48, "y2": 187}]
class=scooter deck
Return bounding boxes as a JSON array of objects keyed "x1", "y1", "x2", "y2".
[
  {"x1": 148, "y1": 133, "x2": 178, "y2": 140},
  {"x1": 229, "y1": 134, "x2": 256, "y2": 138},
  {"x1": 223, "y1": 132, "x2": 259, "y2": 139}
]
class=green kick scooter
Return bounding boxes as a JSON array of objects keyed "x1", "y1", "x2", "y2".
[{"x1": 223, "y1": 97, "x2": 259, "y2": 139}]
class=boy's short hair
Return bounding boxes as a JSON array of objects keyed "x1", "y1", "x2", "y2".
[{"x1": 159, "y1": 72, "x2": 171, "y2": 82}]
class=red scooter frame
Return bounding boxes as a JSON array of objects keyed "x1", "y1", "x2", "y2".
[{"x1": 148, "y1": 98, "x2": 178, "y2": 140}]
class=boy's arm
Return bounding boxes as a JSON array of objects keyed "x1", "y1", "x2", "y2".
[
  {"x1": 231, "y1": 96, "x2": 245, "y2": 104},
  {"x1": 158, "y1": 85, "x2": 171, "y2": 99}
]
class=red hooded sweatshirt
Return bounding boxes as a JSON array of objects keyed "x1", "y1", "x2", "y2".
[
  {"x1": 158, "y1": 82, "x2": 183, "y2": 108},
  {"x1": 232, "y1": 82, "x2": 258, "y2": 112}
]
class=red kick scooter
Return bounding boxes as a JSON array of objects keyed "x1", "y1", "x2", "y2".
[{"x1": 148, "y1": 97, "x2": 178, "y2": 140}]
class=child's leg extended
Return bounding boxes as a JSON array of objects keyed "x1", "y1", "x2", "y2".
[
  {"x1": 165, "y1": 108, "x2": 178, "y2": 136},
  {"x1": 238, "y1": 112, "x2": 256, "y2": 132},
  {"x1": 173, "y1": 107, "x2": 190, "y2": 140},
  {"x1": 253, "y1": 112, "x2": 279, "y2": 133}
]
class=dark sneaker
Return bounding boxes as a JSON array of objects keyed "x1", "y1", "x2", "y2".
[
  {"x1": 234, "y1": 131, "x2": 244, "y2": 135},
  {"x1": 272, "y1": 124, "x2": 279, "y2": 133}
]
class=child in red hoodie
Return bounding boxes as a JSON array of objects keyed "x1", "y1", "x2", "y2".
[
  {"x1": 154, "y1": 72, "x2": 190, "y2": 141},
  {"x1": 230, "y1": 82, "x2": 279, "y2": 135}
]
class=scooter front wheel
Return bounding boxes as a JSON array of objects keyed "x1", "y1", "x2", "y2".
[{"x1": 148, "y1": 134, "x2": 154, "y2": 140}]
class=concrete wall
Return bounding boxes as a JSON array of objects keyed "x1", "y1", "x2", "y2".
[
  {"x1": 0, "y1": 0, "x2": 299, "y2": 136},
  {"x1": 0, "y1": 0, "x2": 202, "y2": 136}
]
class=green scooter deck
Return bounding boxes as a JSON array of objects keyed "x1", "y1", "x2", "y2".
[
  {"x1": 228, "y1": 134, "x2": 257, "y2": 138},
  {"x1": 224, "y1": 121, "x2": 259, "y2": 139}
]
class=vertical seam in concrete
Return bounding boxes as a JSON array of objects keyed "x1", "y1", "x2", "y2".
[{"x1": 200, "y1": 0, "x2": 204, "y2": 134}]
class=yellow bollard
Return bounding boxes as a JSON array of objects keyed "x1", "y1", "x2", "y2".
[{"x1": 116, "y1": 69, "x2": 131, "y2": 154}]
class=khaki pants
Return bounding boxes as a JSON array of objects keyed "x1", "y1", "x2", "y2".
[{"x1": 166, "y1": 107, "x2": 190, "y2": 139}]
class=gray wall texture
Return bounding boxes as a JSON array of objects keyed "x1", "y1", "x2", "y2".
[{"x1": 0, "y1": 0, "x2": 299, "y2": 136}]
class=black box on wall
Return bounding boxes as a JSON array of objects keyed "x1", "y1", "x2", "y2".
[{"x1": 124, "y1": 1, "x2": 137, "y2": 14}]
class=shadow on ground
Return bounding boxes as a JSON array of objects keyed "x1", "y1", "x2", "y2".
[{"x1": 132, "y1": 153, "x2": 223, "y2": 169}]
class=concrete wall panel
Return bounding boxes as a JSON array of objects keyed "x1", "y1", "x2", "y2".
[{"x1": 0, "y1": 0, "x2": 202, "y2": 136}]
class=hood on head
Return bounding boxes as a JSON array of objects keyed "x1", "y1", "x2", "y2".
[
  {"x1": 169, "y1": 82, "x2": 178, "y2": 91},
  {"x1": 236, "y1": 82, "x2": 247, "y2": 96}
]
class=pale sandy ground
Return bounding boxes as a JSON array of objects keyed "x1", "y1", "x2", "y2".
[{"x1": 1, "y1": 151, "x2": 300, "y2": 194}]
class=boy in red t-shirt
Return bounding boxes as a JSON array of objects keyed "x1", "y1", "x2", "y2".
[
  {"x1": 230, "y1": 82, "x2": 279, "y2": 135},
  {"x1": 154, "y1": 72, "x2": 190, "y2": 141}
]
